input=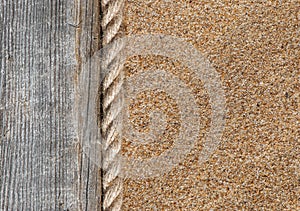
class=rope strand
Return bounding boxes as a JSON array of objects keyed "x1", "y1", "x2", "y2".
[{"x1": 100, "y1": 0, "x2": 125, "y2": 210}]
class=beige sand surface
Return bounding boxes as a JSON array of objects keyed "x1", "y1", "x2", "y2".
[{"x1": 122, "y1": 1, "x2": 299, "y2": 210}]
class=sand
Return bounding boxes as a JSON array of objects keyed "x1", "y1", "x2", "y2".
[{"x1": 122, "y1": 0, "x2": 300, "y2": 210}]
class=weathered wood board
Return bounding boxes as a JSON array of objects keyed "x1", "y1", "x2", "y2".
[{"x1": 0, "y1": 0, "x2": 103, "y2": 210}]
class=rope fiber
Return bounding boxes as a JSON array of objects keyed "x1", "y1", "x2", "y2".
[{"x1": 100, "y1": 0, "x2": 125, "y2": 210}]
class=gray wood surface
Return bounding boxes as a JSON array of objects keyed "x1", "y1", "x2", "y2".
[{"x1": 0, "y1": 0, "x2": 103, "y2": 210}]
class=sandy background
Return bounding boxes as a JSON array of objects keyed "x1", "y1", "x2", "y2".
[{"x1": 122, "y1": 0, "x2": 299, "y2": 210}]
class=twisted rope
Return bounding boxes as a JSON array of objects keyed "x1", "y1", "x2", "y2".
[{"x1": 100, "y1": 0, "x2": 125, "y2": 210}]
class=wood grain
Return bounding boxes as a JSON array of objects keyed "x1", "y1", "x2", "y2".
[{"x1": 0, "y1": 0, "x2": 103, "y2": 210}]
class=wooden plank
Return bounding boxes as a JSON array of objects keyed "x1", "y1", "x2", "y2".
[
  {"x1": 0, "y1": 0, "x2": 103, "y2": 209},
  {"x1": 75, "y1": 0, "x2": 103, "y2": 210}
]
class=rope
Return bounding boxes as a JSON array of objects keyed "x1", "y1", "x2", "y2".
[{"x1": 100, "y1": 0, "x2": 125, "y2": 210}]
